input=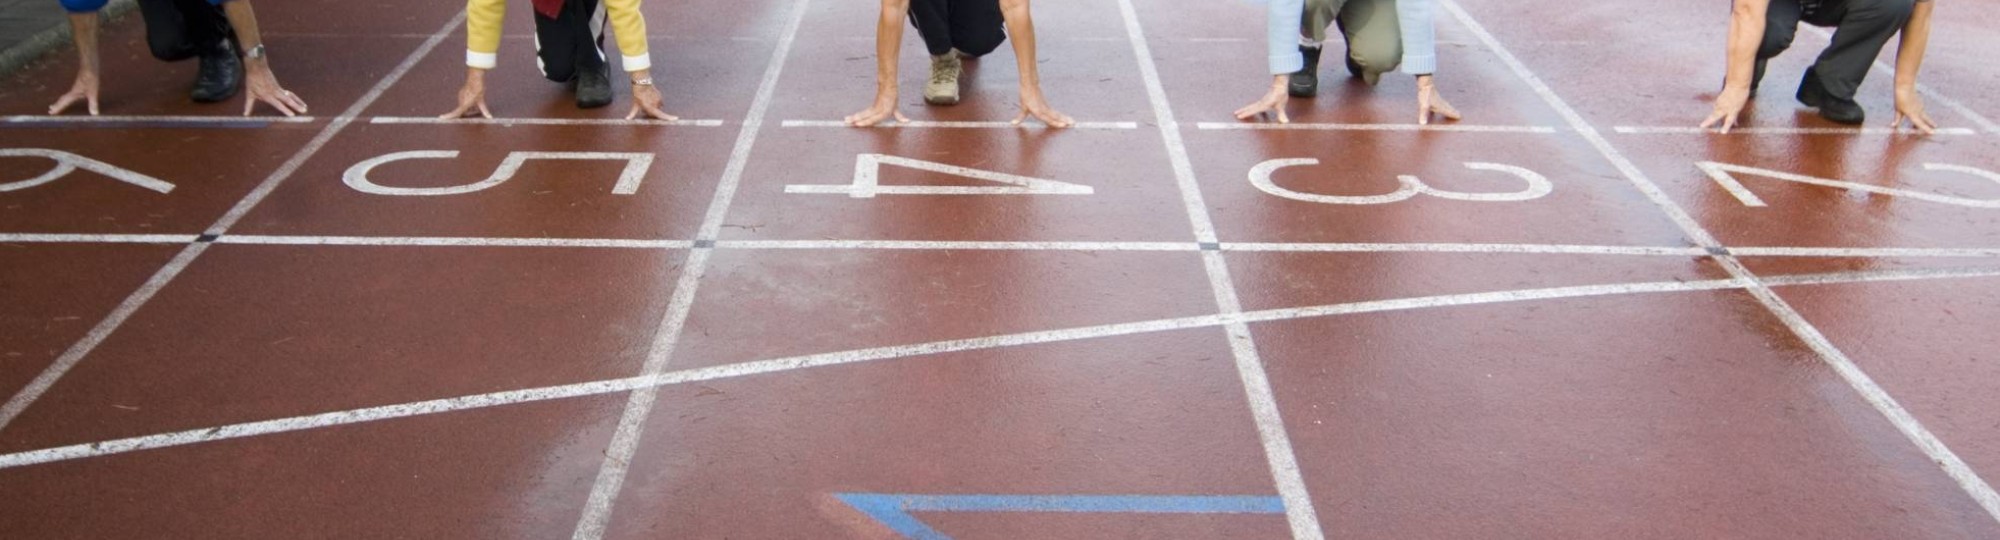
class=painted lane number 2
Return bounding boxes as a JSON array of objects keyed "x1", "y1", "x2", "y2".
[{"x1": 1699, "y1": 161, "x2": 2000, "y2": 209}]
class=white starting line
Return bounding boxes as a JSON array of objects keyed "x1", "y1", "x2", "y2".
[
  {"x1": 369, "y1": 117, "x2": 727, "y2": 127},
  {"x1": 1195, "y1": 121, "x2": 1560, "y2": 133},
  {"x1": 1614, "y1": 125, "x2": 1980, "y2": 136},
  {"x1": 780, "y1": 119, "x2": 1143, "y2": 130},
  {"x1": 10, "y1": 233, "x2": 2000, "y2": 259}
]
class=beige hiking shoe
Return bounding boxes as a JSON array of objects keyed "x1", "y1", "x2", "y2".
[{"x1": 924, "y1": 53, "x2": 962, "y2": 105}]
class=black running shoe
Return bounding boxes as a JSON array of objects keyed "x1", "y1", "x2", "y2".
[
  {"x1": 1797, "y1": 67, "x2": 1863, "y2": 125},
  {"x1": 1288, "y1": 45, "x2": 1321, "y2": 98},
  {"x1": 191, "y1": 40, "x2": 242, "y2": 103}
]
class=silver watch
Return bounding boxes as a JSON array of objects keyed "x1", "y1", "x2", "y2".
[{"x1": 245, "y1": 44, "x2": 267, "y2": 60}]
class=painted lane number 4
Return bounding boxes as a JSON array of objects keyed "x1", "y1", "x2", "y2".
[
  {"x1": 1699, "y1": 161, "x2": 2000, "y2": 208},
  {"x1": 1249, "y1": 159, "x2": 1552, "y2": 205},
  {"x1": 785, "y1": 154, "x2": 1094, "y2": 198}
]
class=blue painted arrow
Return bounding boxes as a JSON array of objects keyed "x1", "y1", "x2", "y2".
[{"x1": 833, "y1": 493, "x2": 1286, "y2": 540}]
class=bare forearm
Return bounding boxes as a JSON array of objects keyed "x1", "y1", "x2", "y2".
[
  {"x1": 1722, "y1": 0, "x2": 1769, "y2": 90},
  {"x1": 68, "y1": 13, "x2": 100, "y2": 75},
  {"x1": 1000, "y1": 0, "x2": 1041, "y2": 91},
  {"x1": 1895, "y1": 0, "x2": 1934, "y2": 89},
  {"x1": 874, "y1": 0, "x2": 909, "y2": 95},
  {"x1": 220, "y1": 1, "x2": 264, "y2": 52},
  {"x1": 219, "y1": 0, "x2": 275, "y2": 75}
]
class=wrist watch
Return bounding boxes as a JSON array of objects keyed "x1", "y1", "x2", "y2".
[
  {"x1": 245, "y1": 44, "x2": 267, "y2": 60},
  {"x1": 631, "y1": 78, "x2": 655, "y2": 86}
]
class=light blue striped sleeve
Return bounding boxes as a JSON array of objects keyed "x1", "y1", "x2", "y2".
[
  {"x1": 1266, "y1": 0, "x2": 1305, "y2": 75},
  {"x1": 1398, "y1": 0, "x2": 1438, "y2": 75}
]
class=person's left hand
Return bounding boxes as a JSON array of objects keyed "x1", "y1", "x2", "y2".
[
  {"x1": 242, "y1": 62, "x2": 307, "y2": 117},
  {"x1": 48, "y1": 70, "x2": 100, "y2": 116},
  {"x1": 1013, "y1": 87, "x2": 1074, "y2": 128},
  {"x1": 1234, "y1": 75, "x2": 1290, "y2": 123},
  {"x1": 1892, "y1": 86, "x2": 1937, "y2": 135},
  {"x1": 626, "y1": 79, "x2": 678, "y2": 121},
  {"x1": 1416, "y1": 74, "x2": 1461, "y2": 125}
]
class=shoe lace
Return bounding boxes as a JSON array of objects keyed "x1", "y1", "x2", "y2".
[{"x1": 929, "y1": 57, "x2": 956, "y2": 85}]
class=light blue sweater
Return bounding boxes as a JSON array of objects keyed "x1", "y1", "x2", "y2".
[{"x1": 1263, "y1": 0, "x2": 1438, "y2": 76}]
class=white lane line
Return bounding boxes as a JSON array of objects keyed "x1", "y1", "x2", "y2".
[
  {"x1": 1444, "y1": 0, "x2": 2000, "y2": 525},
  {"x1": 714, "y1": 240, "x2": 1197, "y2": 251},
  {"x1": 1115, "y1": 0, "x2": 1322, "y2": 537},
  {"x1": 0, "y1": 234, "x2": 199, "y2": 244},
  {"x1": 369, "y1": 117, "x2": 726, "y2": 127},
  {"x1": 1728, "y1": 246, "x2": 2000, "y2": 258},
  {"x1": 1798, "y1": 26, "x2": 2000, "y2": 135},
  {"x1": 780, "y1": 120, "x2": 1142, "y2": 130},
  {"x1": 15, "y1": 232, "x2": 2000, "y2": 259},
  {"x1": 1195, "y1": 122, "x2": 1559, "y2": 134},
  {"x1": 0, "y1": 14, "x2": 469, "y2": 433},
  {"x1": 7, "y1": 265, "x2": 1997, "y2": 472},
  {"x1": 1222, "y1": 242, "x2": 1707, "y2": 256},
  {"x1": 214, "y1": 236, "x2": 691, "y2": 249},
  {"x1": 569, "y1": 0, "x2": 814, "y2": 536},
  {"x1": 1613, "y1": 125, "x2": 1979, "y2": 136},
  {"x1": 1, "y1": 115, "x2": 318, "y2": 125}
]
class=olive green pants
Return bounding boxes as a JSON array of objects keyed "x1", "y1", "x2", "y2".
[{"x1": 1302, "y1": 0, "x2": 1403, "y2": 77}]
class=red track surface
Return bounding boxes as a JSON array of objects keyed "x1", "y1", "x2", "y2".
[{"x1": 3, "y1": 0, "x2": 2000, "y2": 538}]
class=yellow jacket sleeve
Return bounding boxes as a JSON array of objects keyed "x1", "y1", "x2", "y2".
[
  {"x1": 603, "y1": 0, "x2": 650, "y2": 71},
  {"x1": 465, "y1": 0, "x2": 505, "y2": 69}
]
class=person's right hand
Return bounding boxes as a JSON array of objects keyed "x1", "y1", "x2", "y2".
[
  {"x1": 1892, "y1": 86, "x2": 1938, "y2": 135},
  {"x1": 1233, "y1": 75, "x2": 1290, "y2": 124},
  {"x1": 1700, "y1": 86, "x2": 1752, "y2": 133},
  {"x1": 845, "y1": 91, "x2": 907, "y2": 127},
  {"x1": 1415, "y1": 75, "x2": 1461, "y2": 125},
  {"x1": 48, "y1": 70, "x2": 100, "y2": 116},
  {"x1": 439, "y1": 68, "x2": 492, "y2": 119}
]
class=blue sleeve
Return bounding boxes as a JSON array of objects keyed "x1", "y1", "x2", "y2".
[
  {"x1": 60, "y1": 0, "x2": 111, "y2": 13},
  {"x1": 1398, "y1": 0, "x2": 1438, "y2": 75},
  {"x1": 1266, "y1": 0, "x2": 1305, "y2": 75}
]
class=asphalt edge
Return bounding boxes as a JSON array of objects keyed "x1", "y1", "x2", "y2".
[{"x1": 0, "y1": 0, "x2": 139, "y2": 78}]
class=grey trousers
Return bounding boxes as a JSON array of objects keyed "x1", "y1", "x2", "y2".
[
  {"x1": 1758, "y1": 0, "x2": 1917, "y2": 101},
  {"x1": 1302, "y1": 0, "x2": 1402, "y2": 77}
]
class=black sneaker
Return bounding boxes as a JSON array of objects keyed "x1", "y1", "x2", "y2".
[
  {"x1": 1288, "y1": 45, "x2": 1321, "y2": 98},
  {"x1": 576, "y1": 63, "x2": 613, "y2": 109},
  {"x1": 1796, "y1": 67, "x2": 1863, "y2": 125},
  {"x1": 191, "y1": 40, "x2": 242, "y2": 103}
]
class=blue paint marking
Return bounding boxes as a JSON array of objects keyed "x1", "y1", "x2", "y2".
[{"x1": 834, "y1": 493, "x2": 1285, "y2": 540}]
